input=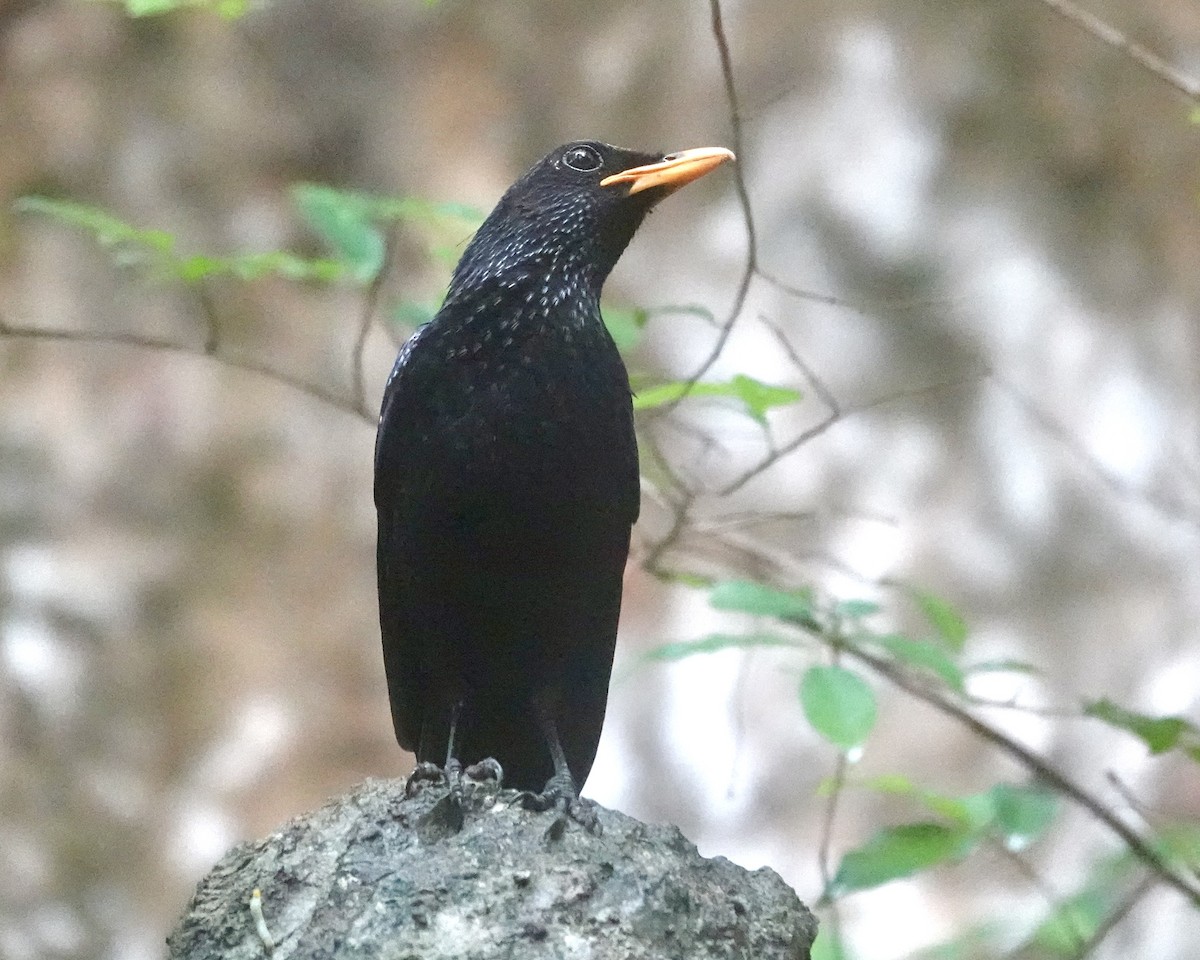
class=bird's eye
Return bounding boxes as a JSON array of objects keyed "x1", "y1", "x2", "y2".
[{"x1": 562, "y1": 145, "x2": 602, "y2": 172}]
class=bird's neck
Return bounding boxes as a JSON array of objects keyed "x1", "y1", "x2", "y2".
[{"x1": 443, "y1": 249, "x2": 606, "y2": 330}]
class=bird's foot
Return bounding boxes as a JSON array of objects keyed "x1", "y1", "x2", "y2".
[
  {"x1": 404, "y1": 761, "x2": 448, "y2": 796},
  {"x1": 518, "y1": 773, "x2": 601, "y2": 838},
  {"x1": 464, "y1": 757, "x2": 503, "y2": 786}
]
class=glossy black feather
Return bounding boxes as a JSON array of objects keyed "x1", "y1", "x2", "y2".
[{"x1": 375, "y1": 142, "x2": 673, "y2": 793}]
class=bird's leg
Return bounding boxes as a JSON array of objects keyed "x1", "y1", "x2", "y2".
[
  {"x1": 520, "y1": 704, "x2": 601, "y2": 836},
  {"x1": 416, "y1": 701, "x2": 467, "y2": 839}
]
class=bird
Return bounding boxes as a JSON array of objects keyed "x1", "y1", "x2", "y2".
[{"x1": 374, "y1": 140, "x2": 734, "y2": 811}]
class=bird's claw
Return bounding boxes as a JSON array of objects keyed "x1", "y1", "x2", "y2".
[
  {"x1": 404, "y1": 761, "x2": 447, "y2": 796},
  {"x1": 518, "y1": 780, "x2": 601, "y2": 837},
  {"x1": 464, "y1": 757, "x2": 503, "y2": 785}
]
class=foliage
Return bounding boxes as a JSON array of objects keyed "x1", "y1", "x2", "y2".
[
  {"x1": 638, "y1": 577, "x2": 1199, "y2": 955},
  {"x1": 632, "y1": 373, "x2": 801, "y2": 424},
  {"x1": 98, "y1": 0, "x2": 252, "y2": 18},
  {"x1": 15, "y1": 196, "x2": 344, "y2": 284}
]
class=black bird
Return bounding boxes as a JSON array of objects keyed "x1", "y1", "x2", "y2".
[{"x1": 375, "y1": 141, "x2": 734, "y2": 806}]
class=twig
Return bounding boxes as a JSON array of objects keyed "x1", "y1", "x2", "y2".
[
  {"x1": 0, "y1": 315, "x2": 372, "y2": 425},
  {"x1": 661, "y1": 0, "x2": 757, "y2": 411},
  {"x1": 717, "y1": 369, "x2": 985, "y2": 497},
  {"x1": 1071, "y1": 872, "x2": 1156, "y2": 960},
  {"x1": 1031, "y1": 0, "x2": 1200, "y2": 105},
  {"x1": 992, "y1": 841, "x2": 1087, "y2": 952},
  {"x1": 758, "y1": 315, "x2": 841, "y2": 416},
  {"x1": 994, "y1": 374, "x2": 1200, "y2": 532},
  {"x1": 815, "y1": 752, "x2": 848, "y2": 944},
  {"x1": 352, "y1": 228, "x2": 396, "y2": 419}
]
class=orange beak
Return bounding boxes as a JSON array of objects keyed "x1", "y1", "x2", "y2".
[{"x1": 600, "y1": 146, "x2": 736, "y2": 195}]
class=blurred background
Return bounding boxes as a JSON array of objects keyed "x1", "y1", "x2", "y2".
[{"x1": 2, "y1": 0, "x2": 1199, "y2": 958}]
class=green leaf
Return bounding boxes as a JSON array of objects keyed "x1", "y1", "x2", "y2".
[
  {"x1": 869, "y1": 634, "x2": 964, "y2": 693},
  {"x1": 1157, "y1": 822, "x2": 1200, "y2": 869},
  {"x1": 800, "y1": 665, "x2": 877, "y2": 749},
  {"x1": 963, "y1": 658, "x2": 1041, "y2": 676},
  {"x1": 601, "y1": 305, "x2": 648, "y2": 352},
  {"x1": 830, "y1": 823, "x2": 973, "y2": 896},
  {"x1": 641, "y1": 632, "x2": 798, "y2": 663},
  {"x1": 632, "y1": 375, "x2": 800, "y2": 424},
  {"x1": 810, "y1": 930, "x2": 850, "y2": 960},
  {"x1": 833, "y1": 598, "x2": 880, "y2": 620},
  {"x1": 1031, "y1": 892, "x2": 1103, "y2": 953},
  {"x1": 16, "y1": 196, "x2": 175, "y2": 255},
  {"x1": 847, "y1": 775, "x2": 988, "y2": 830},
  {"x1": 911, "y1": 589, "x2": 968, "y2": 652},
  {"x1": 988, "y1": 783, "x2": 1058, "y2": 850},
  {"x1": 392, "y1": 300, "x2": 441, "y2": 331},
  {"x1": 107, "y1": 0, "x2": 251, "y2": 16},
  {"x1": 1084, "y1": 697, "x2": 1200, "y2": 755},
  {"x1": 292, "y1": 184, "x2": 386, "y2": 284},
  {"x1": 709, "y1": 580, "x2": 814, "y2": 621},
  {"x1": 17, "y1": 195, "x2": 342, "y2": 285}
]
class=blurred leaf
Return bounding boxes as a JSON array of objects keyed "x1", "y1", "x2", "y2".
[
  {"x1": 830, "y1": 823, "x2": 973, "y2": 896},
  {"x1": 801, "y1": 665, "x2": 876, "y2": 749},
  {"x1": 988, "y1": 783, "x2": 1058, "y2": 851},
  {"x1": 105, "y1": 0, "x2": 251, "y2": 16},
  {"x1": 709, "y1": 580, "x2": 814, "y2": 621},
  {"x1": 834, "y1": 598, "x2": 880, "y2": 620},
  {"x1": 911, "y1": 589, "x2": 968, "y2": 652},
  {"x1": 601, "y1": 305, "x2": 648, "y2": 352},
  {"x1": 847, "y1": 775, "x2": 988, "y2": 831},
  {"x1": 392, "y1": 300, "x2": 441, "y2": 331},
  {"x1": 846, "y1": 777, "x2": 1056, "y2": 846},
  {"x1": 1030, "y1": 893, "x2": 1102, "y2": 954},
  {"x1": 641, "y1": 632, "x2": 799, "y2": 663},
  {"x1": 869, "y1": 634, "x2": 964, "y2": 693},
  {"x1": 1084, "y1": 697, "x2": 1200, "y2": 756},
  {"x1": 963, "y1": 658, "x2": 1041, "y2": 676},
  {"x1": 179, "y1": 251, "x2": 343, "y2": 283},
  {"x1": 1157, "y1": 822, "x2": 1200, "y2": 869},
  {"x1": 632, "y1": 374, "x2": 800, "y2": 424},
  {"x1": 810, "y1": 930, "x2": 851, "y2": 960},
  {"x1": 17, "y1": 196, "x2": 343, "y2": 284},
  {"x1": 292, "y1": 184, "x2": 386, "y2": 284},
  {"x1": 16, "y1": 195, "x2": 173, "y2": 254}
]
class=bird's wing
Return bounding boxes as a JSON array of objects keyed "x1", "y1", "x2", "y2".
[{"x1": 374, "y1": 327, "x2": 435, "y2": 753}]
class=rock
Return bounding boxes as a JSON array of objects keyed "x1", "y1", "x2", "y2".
[{"x1": 167, "y1": 777, "x2": 817, "y2": 960}]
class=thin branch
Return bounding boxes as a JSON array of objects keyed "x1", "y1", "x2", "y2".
[
  {"x1": 1031, "y1": 0, "x2": 1200, "y2": 105},
  {"x1": 0, "y1": 315, "x2": 372, "y2": 425},
  {"x1": 992, "y1": 841, "x2": 1087, "y2": 952},
  {"x1": 758, "y1": 315, "x2": 841, "y2": 416},
  {"x1": 717, "y1": 369, "x2": 986, "y2": 497},
  {"x1": 815, "y1": 753, "x2": 848, "y2": 944},
  {"x1": 661, "y1": 0, "x2": 757, "y2": 411},
  {"x1": 995, "y1": 374, "x2": 1200, "y2": 532},
  {"x1": 352, "y1": 229, "x2": 396, "y2": 419},
  {"x1": 1071, "y1": 872, "x2": 1156, "y2": 960}
]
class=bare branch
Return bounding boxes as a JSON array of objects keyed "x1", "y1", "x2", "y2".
[
  {"x1": 1071, "y1": 873, "x2": 1156, "y2": 960},
  {"x1": 995, "y1": 374, "x2": 1200, "y2": 532},
  {"x1": 0, "y1": 313, "x2": 372, "y2": 425},
  {"x1": 758, "y1": 315, "x2": 840, "y2": 416},
  {"x1": 717, "y1": 368, "x2": 985, "y2": 497},
  {"x1": 352, "y1": 229, "x2": 396, "y2": 420},
  {"x1": 1031, "y1": 0, "x2": 1200, "y2": 104},
  {"x1": 661, "y1": 0, "x2": 758, "y2": 411}
]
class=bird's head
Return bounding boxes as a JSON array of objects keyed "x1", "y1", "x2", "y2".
[{"x1": 446, "y1": 141, "x2": 734, "y2": 307}]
